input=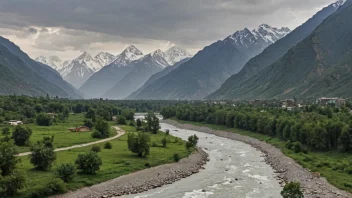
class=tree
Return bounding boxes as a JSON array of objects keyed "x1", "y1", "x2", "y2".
[
  {"x1": 93, "y1": 119, "x2": 110, "y2": 138},
  {"x1": 11, "y1": 125, "x2": 32, "y2": 146},
  {"x1": 104, "y1": 142, "x2": 112, "y2": 149},
  {"x1": 161, "y1": 137, "x2": 167, "y2": 147},
  {"x1": 85, "y1": 108, "x2": 96, "y2": 119},
  {"x1": 75, "y1": 152, "x2": 102, "y2": 174},
  {"x1": 0, "y1": 141, "x2": 19, "y2": 176},
  {"x1": 1, "y1": 127, "x2": 11, "y2": 142},
  {"x1": 0, "y1": 170, "x2": 26, "y2": 196},
  {"x1": 91, "y1": 145, "x2": 101, "y2": 153},
  {"x1": 83, "y1": 119, "x2": 94, "y2": 129},
  {"x1": 36, "y1": 113, "x2": 52, "y2": 126},
  {"x1": 29, "y1": 138, "x2": 56, "y2": 170},
  {"x1": 117, "y1": 115, "x2": 126, "y2": 125},
  {"x1": 151, "y1": 115, "x2": 160, "y2": 134},
  {"x1": 127, "y1": 133, "x2": 150, "y2": 157},
  {"x1": 55, "y1": 163, "x2": 76, "y2": 182},
  {"x1": 188, "y1": 135, "x2": 199, "y2": 147},
  {"x1": 281, "y1": 182, "x2": 304, "y2": 198}
]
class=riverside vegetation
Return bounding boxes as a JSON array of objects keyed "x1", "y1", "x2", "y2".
[
  {"x1": 0, "y1": 96, "x2": 193, "y2": 197},
  {"x1": 161, "y1": 102, "x2": 352, "y2": 193}
]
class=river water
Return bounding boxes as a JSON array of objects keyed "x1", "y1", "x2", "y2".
[{"x1": 120, "y1": 122, "x2": 282, "y2": 198}]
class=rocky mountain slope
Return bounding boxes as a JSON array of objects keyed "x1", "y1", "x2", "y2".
[
  {"x1": 208, "y1": 0, "x2": 347, "y2": 100},
  {"x1": 128, "y1": 24, "x2": 290, "y2": 100},
  {"x1": 0, "y1": 36, "x2": 82, "y2": 98},
  {"x1": 209, "y1": 0, "x2": 352, "y2": 100}
]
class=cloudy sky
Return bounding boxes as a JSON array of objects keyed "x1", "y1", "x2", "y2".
[{"x1": 0, "y1": 0, "x2": 337, "y2": 60}]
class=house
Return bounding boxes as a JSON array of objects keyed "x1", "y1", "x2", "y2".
[
  {"x1": 249, "y1": 99, "x2": 267, "y2": 107},
  {"x1": 317, "y1": 97, "x2": 346, "y2": 108},
  {"x1": 9, "y1": 120, "x2": 23, "y2": 126},
  {"x1": 281, "y1": 99, "x2": 296, "y2": 108},
  {"x1": 68, "y1": 126, "x2": 90, "y2": 132}
]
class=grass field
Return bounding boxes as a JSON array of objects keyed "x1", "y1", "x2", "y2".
[
  {"x1": 0, "y1": 114, "x2": 116, "y2": 153},
  {"x1": 16, "y1": 125, "x2": 191, "y2": 197},
  {"x1": 172, "y1": 118, "x2": 352, "y2": 193}
]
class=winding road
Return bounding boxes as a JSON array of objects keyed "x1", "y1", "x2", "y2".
[{"x1": 17, "y1": 126, "x2": 125, "y2": 157}]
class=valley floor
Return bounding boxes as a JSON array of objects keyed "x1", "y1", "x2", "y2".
[{"x1": 163, "y1": 119, "x2": 352, "y2": 198}]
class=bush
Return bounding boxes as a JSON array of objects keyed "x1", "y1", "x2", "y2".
[
  {"x1": 281, "y1": 182, "x2": 304, "y2": 198},
  {"x1": 186, "y1": 141, "x2": 193, "y2": 150},
  {"x1": 83, "y1": 119, "x2": 94, "y2": 129},
  {"x1": 0, "y1": 170, "x2": 26, "y2": 196},
  {"x1": 36, "y1": 113, "x2": 52, "y2": 126},
  {"x1": 345, "y1": 167, "x2": 352, "y2": 175},
  {"x1": 0, "y1": 140, "x2": 19, "y2": 176},
  {"x1": 285, "y1": 140, "x2": 293, "y2": 149},
  {"x1": 11, "y1": 125, "x2": 32, "y2": 146},
  {"x1": 55, "y1": 163, "x2": 76, "y2": 182},
  {"x1": 186, "y1": 135, "x2": 199, "y2": 149},
  {"x1": 173, "y1": 153, "x2": 180, "y2": 162},
  {"x1": 91, "y1": 131, "x2": 102, "y2": 138},
  {"x1": 152, "y1": 142, "x2": 158, "y2": 147},
  {"x1": 161, "y1": 137, "x2": 167, "y2": 147},
  {"x1": 127, "y1": 133, "x2": 150, "y2": 157},
  {"x1": 117, "y1": 115, "x2": 126, "y2": 125},
  {"x1": 91, "y1": 145, "x2": 101, "y2": 153},
  {"x1": 104, "y1": 142, "x2": 112, "y2": 149},
  {"x1": 165, "y1": 129, "x2": 170, "y2": 135},
  {"x1": 30, "y1": 179, "x2": 68, "y2": 198},
  {"x1": 29, "y1": 139, "x2": 56, "y2": 170},
  {"x1": 293, "y1": 142, "x2": 302, "y2": 153},
  {"x1": 75, "y1": 152, "x2": 102, "y2": 174}
]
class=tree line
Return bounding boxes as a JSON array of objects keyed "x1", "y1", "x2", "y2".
[{"x1": 161, "y1": 103, "x2": 352, "y2": 152}]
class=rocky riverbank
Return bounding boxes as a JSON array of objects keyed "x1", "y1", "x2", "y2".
[
  {"x1": 52, "y1": 149, "x2": 208, "y2": 198},
  {"x1": 163, "y1": 120, "x2": 352, "y2": 198}
]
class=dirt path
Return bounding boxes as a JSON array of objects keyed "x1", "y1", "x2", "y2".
[{"x1": 17, "y1": 126, "x2": 125, "y2": 157}]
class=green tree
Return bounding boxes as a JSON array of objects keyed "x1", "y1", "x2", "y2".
[
  {"x1": 127, "y1": 133, "x2": 150, "y2": 157},
  {"x1": 55, "y1": 163, "x2": 76, "y2": 182},
  {"x1": 0, "y1": 141, "x2": 19, "y2": 176},
  {"x1": 11, "y1": 125, "x2": 32, "y2": 146},
  {"x1": 75, "y1": 152, "x2": 102, "y2": 174},
  {"x1": 93, "y1": 119, "x2": 110, "y2": 138},
  {"x1": 117, "y1": 115, "x2": 126, "y2": 125},
  {"x1": 281, "y1": 182, "x2": 304, "y2": 198},
  {"x1": 161, "y1": 137, "x2": 167, "y2": 147},
  {"x1": 83, "y1": 119, "x2": 94, "y2": 129},
  {"x1": 36, "y1": 113, "x2": 53, "y2": 126},
  {"x1": 0, "y1": 170, "x2": 26, "y2": 196},
  {"x1": 188, "y1": 135, "x2": 199, "y2": 147},
  {"x1": 29, "y1": 138, "x2": 56, "y2": 170},
  {"x1": 136, "y1": 119, "x2": 142, "y2": 128}
]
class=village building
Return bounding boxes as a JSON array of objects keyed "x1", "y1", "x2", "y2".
[
  {"x1": 8, "y1": 120, "x2": 23, "y2": 126},
  {"x1": 249, "y1": 99, "x2": 267, "y2": 107},
  {"x1": 317, "y1": 97, "x2": 346, "y2": 108},
  {"x1": 68, "y1": 126, "x2": 91, "y2": 132}
]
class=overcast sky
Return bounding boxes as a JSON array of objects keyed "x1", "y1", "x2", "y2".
[{"x1": 0, "y1": 0, "x2": 337, "y2": 60}]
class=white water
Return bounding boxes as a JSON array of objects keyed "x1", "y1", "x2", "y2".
[{"x1": 120, "y1": 122, "x2": 282, "y2": 198}]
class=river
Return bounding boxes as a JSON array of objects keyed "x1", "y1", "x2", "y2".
[{"x1": 120, "y1": 122, "x2": 282, "y2": 198}]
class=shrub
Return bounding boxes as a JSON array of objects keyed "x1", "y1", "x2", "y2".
[
  {"x1": 91, "y1": 131, "x2": 102, "y2": 138},
  {"x1": 285, "y1": 140, "x2": 293, "y2": 149},
  {"x1": 0, "y1": 140, "x2": 19, "y2": 176},
  {"x1": 161, "y1": 137, "x2": 167, "y2": 147},
  {"x1": 104, "y1": 142, "x2": 112, "y2": 149},
  {"x1": 0, "y1": 170, "x2": 26, "y2": 196},
  {"x1": 117, "y1": 115, "x2": 126, "y2": 125},
  {"x1": 173, "y1": 153, "x2": 180, "y2": 162},
  {"x1": 11, "y1": 125, "x2": 32, "y2": 146},
  {"x1": 144, "y1": 163, "x2": 151, "y2": 168},
  {"x1": 83, "y1": 119, "x2": 94, "y2": 129},
  {"x1": 136, "y1": 119, "x2": 142, "y2": 128},
  {"x1": 186, "y1": 141, "x2": 193, "y2": 150},
  {"x1": 91, "y1": 145, "x2": 101, "y2": 153},
  {"x1": 29, "y1": 139, "x2": 56, "y2": 170},
  {"x1": 129, "y1": 121, "x2": 136, "y2": 127},
  {"x1": 345, "y1": 167, "x2": 352, "y2": 175},
  {"x1": 55, "y1": 163, "x2": 76, "y2": 182},
  {"x1": 127, "y1": 133, "x2": 150, "y2": 157},
  {"x1": 30, "y1": 179, "x2": 68, "y2": 197},
  {"x1": 36, "y1": 113, "x2": 52, "y2": 126},
  {"x1": 281, "y1": 182, "x2": 304, "y2": 198},
  {"x1": 293, "y1": 142, "x2": 302, "y2": 153},
  {"x1": 152, "y1": 142, "x2": 158, "y2": 147},
  {"x1": 75, "y1": 152, "x2": 102, "y2": 174},
  {"x1": 188, "y1": 135, "x2": 199, "y2": 147},
  {"x1": 165, "y1": 129, "x2": 170, "y2": 135}
]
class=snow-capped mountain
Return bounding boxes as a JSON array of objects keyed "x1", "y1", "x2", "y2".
[
  {"x1": 94, "y1": 52, "x2": 116, "y2": 67},
  {"x1": 35, "y1": 56, "x2": 64, "y2": 70},
  {"x1": 332, "y1": 0, "x2": 346, "y2": 8},
  {"x1": 164, "y1": 46, "x2": 192, "y2": 65},
  {"x1": 79, "y1": 45, "x2": 144, "y2": 98},
  {"x1": 111, "y1": 45, "x2": 144, "y2": 66},
  {"x1": 73, "y1": 51, "x2": 103, "y2": 72},
  {"x1": 226, "y1": 24, "x2": 291, "y2": 50}
]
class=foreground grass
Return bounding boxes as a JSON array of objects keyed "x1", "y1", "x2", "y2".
[
  {"x1": 16, "y1": 125, "x2": 190, "y2": 197},
  {"x1": 172, "y1": 118, "x2": 352, "y2": 193},
  {"x1": 0, "y1": 114, "x2": 115, "y2": 153}
]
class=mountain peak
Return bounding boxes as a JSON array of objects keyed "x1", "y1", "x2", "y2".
[
  {"x1": 77, "y1": 51, "x2": 93, "y2": 60},
  {"x1": 164, "y1": 46, "x2": 192, "y2": 65},
  {"x1": 332, "y1": 0, "x2": 346, "y2": 8},
  {"x1": 94, "y1": 52, "x2": 116, "y2": 66},
  {"x1": 122, "y1": 45, "x2": 143, "y2": 56}
]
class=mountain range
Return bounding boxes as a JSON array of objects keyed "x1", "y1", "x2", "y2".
[
  {"x1": 208, "y1": 0, "x2": 349, "y2": 100},
  {"x1": 0, "y1": 36, "x2": 82, "y2": 98},
  {"x1": 128, "y1": 24, "x2": 290, "y2": 100},
  {"x1": 79, "y1": 46, "x2": 191, "y2": 99}
]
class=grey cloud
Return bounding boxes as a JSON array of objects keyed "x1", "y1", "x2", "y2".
[{"x1": 0, "y1": 0, "x2": 335, "y2": 57}]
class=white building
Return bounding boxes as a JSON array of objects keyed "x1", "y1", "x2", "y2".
[{"x1": 9, "y1": 120, "x2": 23, "y2": 126}]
